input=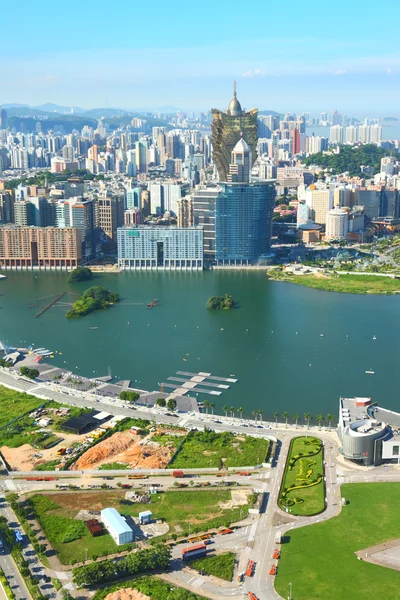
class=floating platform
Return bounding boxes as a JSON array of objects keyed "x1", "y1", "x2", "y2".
[
  {"x1": 160, "y1": 382, "x2": 222, "y2": 396},
  {"x1": 176, "y1": 371, "x2": 238, "y2": 383},
  {"x1": 168, "y1": 376, "x2": 229, "y2": 389}
]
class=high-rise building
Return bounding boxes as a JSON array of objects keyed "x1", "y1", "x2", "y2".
[
  {"x1": 345, "y1": 125, "x2": 358, "y2": 144},
  {"x1": 192, "y1": 185, "x2": 220, "y2": 261},
  {"x1": 64, "y1": 198, "x2": 95, "y2": 259},
  {"x1": 14, "y1": 201, "x2": 36, "y2": 226},
  {"x1": 0, "y1": 109, "x2": 7, "y2": 129},
  {"x1": 330, "y1": 125, "x2": 343, "y2": 144},
  {"x1": 304, "y1": 187, "x2": 334, "y2": 224},
  {"x1": 227, "y1": 138, "x2": 252, "y2": 183},
  {"x1": 325, "y1": 207, "x2": 349, "y2": 241},
  {"x1": 371, "y1": 124, "x2": 382, "y2": 144},
  {"x1": 177, "y1": 197, "x2": 194, "y2": 227},
  {"x1": 96, "y1": 194, "x2": 124, "y2": 249},
  {"x1": 0, "y1": 226, "x2": 81, "y2": 270},
  {"x1": 117, "y1": 226, "x2": 203, "y2": 270},
  {"x1": 0, "y1": 192, "x2": 13, "y2": 223},
  {"x1": 211, "y1": 83, "x2": 258, "y2": 182},
  {"x1": 291, "y1": 129, "x2": 301, "y2": 155}
]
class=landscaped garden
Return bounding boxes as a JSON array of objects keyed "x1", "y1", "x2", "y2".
[
  {"x1": 28, "y1": 489, "x2": 255, "y2": 564},
  {"x1": 169, "y1": 429, "x2": 269, "y2": 469},
  {"x1": 191, "y1": 552, "x2": 235, "y2": 581},
  {"x1": 278, "y1": 436, "x2": 324, "y2": 516},
  {"x1": 268, "y1": 271, "x2": 400, "y2": 295},
  {"x1": 275, "y1": 483, "x2": 400, "y2": 600}
]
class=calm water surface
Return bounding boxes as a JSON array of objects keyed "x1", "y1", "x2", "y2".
[{"x1": 2, "y1": 270, "x2": 400, "y2": 420}]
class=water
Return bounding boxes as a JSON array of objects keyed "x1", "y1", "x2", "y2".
[{"x1": 2, "y1": 270, "x2": 400, "y2": 420}]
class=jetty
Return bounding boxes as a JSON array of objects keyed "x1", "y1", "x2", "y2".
[{"x1": 35, "y1": 292, "x2": 67, "y2": 318}]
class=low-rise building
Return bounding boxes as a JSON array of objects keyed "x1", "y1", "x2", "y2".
[{"x1": 100, "y1": 508, "x2": 133, "y2": 545}]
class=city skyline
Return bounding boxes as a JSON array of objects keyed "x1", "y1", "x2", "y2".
[{"x1": 2, "y1": 0, "x2": 400, "y2": 113}]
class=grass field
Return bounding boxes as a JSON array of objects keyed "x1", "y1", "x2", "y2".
[
  {"x1": 191, "y1": 552, "x2": 235, "y2": 581},
  {"x1": 169, "y1": 429, "x2": 269, "y2": 469},
  {"x1": 92, "y1": 576, "x2": 207, "y2": 600},
  {"x1": 278, "y1": 437, "x2": 324, "y2": 516},
  {"x1": 30, "y1": 489, "x2": 254, "y2": 564},
  {"x1": 0, "y1": 387, "x2": 43, "y2": 428},
  {"x1": 98, "y1": 462, "x2": 129, "y2": 470},
  {"x1": 269, "y1": 272, "x2": 400, "y2": 294},
  {"x1": 275, "y1": 483, "x2": 400, "y2": 600}
]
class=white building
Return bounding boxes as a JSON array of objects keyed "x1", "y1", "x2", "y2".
[
  {"x1": 345, "y1": 125, "x2": 358, "y2": 144},
  {"x1": 325, "y1": 207, "x2": 349, "y2": 241},
  {"x1": 100, "y1": 508, "x2": 133, "y2": 545},
  {"x1": 117, "y1": 226, "x2": 203, "y2": 270},
  {"x1": 304, "y1": 187, "x2": 334, "y2": 225},
  {"x1": 330, "y1": 125, "x2": 343, "y2": 144}
]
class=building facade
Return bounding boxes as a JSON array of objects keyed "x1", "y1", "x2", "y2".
[
  {"x1": 117, "y1": 226, "x2": 203, "y2": 270},
  {"x1": 0, "y1": 226, "x2": 81, "y2": 270}
]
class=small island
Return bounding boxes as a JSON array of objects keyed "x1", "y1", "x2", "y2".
[
  {"x1": 206, "y1": 294, "x2": 234, "y2": 310},
  {"x1": 66, "y1": 286, "x2": 119, "y2": 318},
  {"x1": 67, "y1": 266, "x2": 93, "y2": 283}
]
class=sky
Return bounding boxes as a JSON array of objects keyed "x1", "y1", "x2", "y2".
[{"x1": 2, "y1": 0, "x2": 400, "y2": 115}]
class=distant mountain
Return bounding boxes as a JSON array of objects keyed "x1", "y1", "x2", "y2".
[
  {"x1": 35, "y1": 103, "x2": 85, "y2": 114},
  {"x1": 84, "y1": 108, "x2": 131, "y2": 119},
  {"x1": 259, "y1": 110, "x2": 283, "y2": 117},
  {"x1": 0, "y1": 103, "x2": 30, "y2": 109}
]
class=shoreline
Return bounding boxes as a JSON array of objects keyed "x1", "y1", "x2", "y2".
[{"x1": 267, "y1": 271, "x2": 400, "y2": 295}]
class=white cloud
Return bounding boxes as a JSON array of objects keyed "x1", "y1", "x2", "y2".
[
  {"x1": 386, "y1": 67, "x2": 393, "y2": 74},
  {"x1": 241, "y1": 69, "x2": 266, "y2": 78},
  {"x1": 335, "y1": 69, "x2": 346, "y2": 75}
]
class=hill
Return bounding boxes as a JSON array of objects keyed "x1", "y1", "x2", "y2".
[{"x1": 303, "y1": 144, "x2": 399, "y2": 176}]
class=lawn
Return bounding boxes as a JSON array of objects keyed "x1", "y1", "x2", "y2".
[
  {"x1": 169, "y1": 429, "x2": 269, "y2": 469},
  {"x1": 29, "y1": 489, "x2": 254, "y2": 564},
  {"x1": 0, "y1": 386, "x2": 43, "y2": 428},
  {"x1": 278, "y1": 436, "x2": 324, "y2": 516},
  {"x1": 191, "y1": 552, "x2": 235, "y2": 581},
  {"x1": 270, "y1": 272, "x2": 400, "y2": 295},
  {"x1": 98, "y1": 462, "x2": 129, "y2": 470},
  {"x1": 275, "y1": 483, "x2": 400, "y2": 600},
  {"x1": 93, "y1": 576, "x2": 207, "y2": 600}
]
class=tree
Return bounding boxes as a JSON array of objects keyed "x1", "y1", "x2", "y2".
[
  {"x1": 293, "y1": 413, "x2": 300, "y2": 427},
  {"x1": 238, "y1": 407, "x2": 244, "y2": 419},
  {"x1": 258, "y1": 409, "x2": 263, "y2": 422},
  {"x1": 120, "y1": 391, "x2": 139, "y2": 403},
  {"x1": 223, "y1": 405, "x2": 229, "y2": 418},
  {"x1": 20, "y1": 366, "x2": 39, "y2": 380},
  {"x1": 209, "y1": 402, "x2": 215, "y2": 415},
  {"x1": 203, "y1": 400, "x2": 210, "y2": 414},
  {"x1": 230, "y1": 406, "x2": 235, "y2": 418},
  {"x1": 283, "y1": 410, "x2": 290, "y2": 427},
  {"x1": 274, "y1": 412, "x2": 279, "y2": 425},
  {"x1": 156, "y1": 398, "x2": 166, "y2": 407},
  {"x1": 167, "y1": 398, "x2": 177, "y2": 412},
  {"x1": 67, "y1": 267, "x2": 93, "y2": 283},
  {"x1": 326, "y1": 413, "x2": 334, "y2": 428},
  {"x1": 316, "y1": 414, "x2": 324, "y2": 428},
  {"x1": 304, "y1": 412, "x2": 312, "y2": 429}
]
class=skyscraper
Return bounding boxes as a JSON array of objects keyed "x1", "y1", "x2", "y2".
[
  {"x1": 211, "y1": 83, "x2": 258, "y2": 182},
  {"x1": 0, "y1": 109, "x2": 7, "y2": 129}
]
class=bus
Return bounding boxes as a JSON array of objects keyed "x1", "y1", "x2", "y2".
[{"x1": 181, "y1": 543, "x2": 207, "y2": 561}]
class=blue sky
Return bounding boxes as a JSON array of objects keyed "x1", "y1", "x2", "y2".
[{"x1": 2, "y1": 0, "x2": 400, "y2": 115}]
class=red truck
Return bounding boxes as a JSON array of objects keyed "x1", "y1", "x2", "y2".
[{"x1": 173, "y1": 470, "x2": 185, "y2": 478}]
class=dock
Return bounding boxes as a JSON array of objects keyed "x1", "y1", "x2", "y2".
[
  {"x1": 168, "y1": 376, "x2": 229, "y2": 389},
  {"x1": 160, "y1": 382, "x2": 222, "y2": 396},
  {"x1": 35, "y1": 292, "x2": 67, "y2": 318},
  {"x1": 177, "y1": 371, "x2": 238, "y2": 383}
]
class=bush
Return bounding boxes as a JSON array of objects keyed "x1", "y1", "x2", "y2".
[{"x1": 67, "y1": 267, "x2": 93, "y2": 283}]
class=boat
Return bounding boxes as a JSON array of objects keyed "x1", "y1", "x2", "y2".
[
  {"x1": 34, "y1": 348, "x2": 46, "y2": 352},
  {"x1": 365, "y1": 370, "x2": 375, "y2": 375},
  {"x1": 373, "y1": 335, "x2": 377, "y2": 340},
  {"x1": 36, "y1": 349, "x2": 52, "y2": 356},
  {"x1": 89, "y1": 327, "x2": 99, "y2": 330},
  {"x1": 320, "y1": 334, "x2": 324, "y2": 337}
]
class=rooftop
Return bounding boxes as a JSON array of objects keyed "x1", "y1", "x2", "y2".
[{"x1": 100, "y1": 508, "x2": 132, "y2": 536}]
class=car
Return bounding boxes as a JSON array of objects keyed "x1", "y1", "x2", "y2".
[{"x1": 269, "y1": 565, "x2": 276, "y2": 576}]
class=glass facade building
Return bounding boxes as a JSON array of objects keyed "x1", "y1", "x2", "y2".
[
  {"x1": 117, "y1": 226, "x2": 203, "y2": 270},
  {"x1": 215, "y1": 182, "x2": 275, "y2": 264}
]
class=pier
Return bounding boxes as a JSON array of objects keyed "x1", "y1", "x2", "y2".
[
  {"x1": 35, "y1": 292, "x2": 67, "y2": 318},
  {"x1": 177, "y1": 371, "x2": 238, "y2": 383}
]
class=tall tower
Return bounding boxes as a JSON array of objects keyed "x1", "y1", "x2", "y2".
[{"x1": 211, "y1": 83, "x2": 258, "y2": 181}]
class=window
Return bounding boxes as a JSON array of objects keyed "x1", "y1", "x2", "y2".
[{"x1": 393, "y1": 445, "x2": 399, "y2": 456}]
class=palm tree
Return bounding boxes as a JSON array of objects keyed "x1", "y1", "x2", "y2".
[
  {"x1": 258, "y1": 409, "x2": 263, "y2": 423},
  {"x1": 304, "y1": 412, "x2": 312, "y2": 429},
  {"x1": 203, "y1": 400, "x2": 209, "y2": 414},
  {"x1": 209, "y1": 402, "x2": 215, "y2": 416},
  {"x1": 230, "y1": 406, "x2": 235, "y2": 418},
  {"x1": 274, "y1": 412, "x2": 279, "y2": 426},
  {"x1": 293, "y1": 413, "x2": 300, "y2": 427},
  {"x1": 238, "y1": 407, "x2": 244, "y2": 420},
  {"x1": 316, "y1": 414, "x2": 324, "y2": 429},
  {"x1": 252, "y1": 410, "x2": 257, "y2": 424},
  {"x1": 283, "y1": 410, "x2": 290, "y2": 428},
  {"x1": 326, "y1": 413, "x2": 334, "y2": 428},
  {"x1": 223, "y1": 405, "x2": 229, "y2": 418}
]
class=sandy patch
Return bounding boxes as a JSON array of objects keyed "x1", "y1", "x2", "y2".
[
  {"x1": 71, "y1": 431, "x2": 174, "y2": 470},
  {"x1": 218, "y1": 489, "x2": 250, "y2": 510},
  {"x1": 105, "y1": 589, "x2": 150, "y2": 600},
  {"x1": 2, "y1": 431, "x2": 83, "y2": 471}
]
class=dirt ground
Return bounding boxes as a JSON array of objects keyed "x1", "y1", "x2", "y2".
[
  {"x1": 1, "y1": 431, "x2": 84, "y2": 471},
  {"x1": 71, "y1": 430, "x2": 175, "y2": 470},
  {"x1": 105, "y1": 589, "x2": 150, "y2": 600},
  {"x1": 218, "y1": 489, "x2": 251, "y2": 509}
]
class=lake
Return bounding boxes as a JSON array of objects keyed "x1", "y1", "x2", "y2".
[{"x1": 2, "y1": 270, "x2": 399, "y2": 421}]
